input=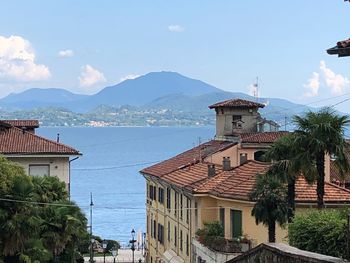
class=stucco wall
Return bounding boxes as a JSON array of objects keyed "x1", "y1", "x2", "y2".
[
  {"x1": 7, "y1": 156, "x2": 70, "y2": 184},
  {"x1": 215, "y1": 108, "x2": 260, "y2": 137}
]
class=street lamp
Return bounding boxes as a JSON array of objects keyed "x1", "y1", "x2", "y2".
[
  {"x1": 111, "y1": 246, "x2": 118, "y2": 263},
  {"x1": 90, "y1": 238, "x2": 95, "y2": 263},
  {"x1": 130, "y1": 229, "x2": 136, "y2": 263},
  {"x1": 102, "y1": 239, "x2": 108, "y2": 263}
]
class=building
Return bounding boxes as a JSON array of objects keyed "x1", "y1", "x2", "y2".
[
  {"x1": 140, "y1": 99, "x2": 350, "y2": 263},
  {"x1": 0, "y1": 120, "x2": 81, "y2": 192}
]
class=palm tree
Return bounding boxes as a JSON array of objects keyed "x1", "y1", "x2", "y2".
[
  {"x1": 264, "y1": 134, "x2": 317, "y2": 222},
  {"x1": 293, "y1": 107, "x2": 350, "y2": 209},
  {"x1": 250, "y1": 172, "x2": 288, "y2": 242}
]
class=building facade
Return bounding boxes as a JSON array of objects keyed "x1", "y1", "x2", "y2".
[
  {"x1": 0, "y1": 120, "x2": 81, "y2": 192},
  {"x1": 140, "y1": 99, "x2": 350, "y2": 263}
]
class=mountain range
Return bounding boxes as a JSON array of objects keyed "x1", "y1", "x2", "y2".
[{"x1": 0, "y1": 71, "x2": 311, "y2": 126}]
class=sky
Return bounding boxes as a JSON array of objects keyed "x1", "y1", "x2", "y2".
[{"x1": 0, "y1": 1, "x2": 350, "y2": 112}]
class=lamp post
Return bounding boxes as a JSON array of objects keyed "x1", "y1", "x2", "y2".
[
  {"x1": 89, "y1": 193, "x2": 94, "y2": 263},
  {"x1": 102, "y1": 239, "x2": 107, "y2": 263},
  {"x1": 111, "y1": 246, "x2": 118, "y2": 263},
  {"x1": 130, "y1": 229, "x2": 136, "y2": 263}
]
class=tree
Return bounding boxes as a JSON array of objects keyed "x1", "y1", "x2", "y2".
[
  {"x1": 0, "y1": 157, "x2": 89, "y2": 263},
  {"x1": 250, "y1": 173, "x2": 288, "y2": 242},
  {"x1": 264, "y1": 134, "x2": 317, "y2": 222},
  {"x1": 289, "y1": 209, "x2": 349, "y2": 258},
  {"x1": 293, "y1": 107, "x2": 350, "y2": 209}
]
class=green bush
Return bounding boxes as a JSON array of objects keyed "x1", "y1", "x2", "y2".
[{"x1": 288, "y1": 209, "x2": 348, "y2": 258}]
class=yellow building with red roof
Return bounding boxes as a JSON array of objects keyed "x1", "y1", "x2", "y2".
[{"x1": 140, "y1": 99, "x2": 350, "y2": 263}]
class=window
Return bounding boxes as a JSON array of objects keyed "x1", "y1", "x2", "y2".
[
  {"x1": 240, "y1": 153, "x2": 247, "y2": 165},
  {"x1": 231, "y1": 209, "x2": 242, "y2": 238},
  {"x1": 254, "y1": 151, "x2": 266, "y2": 162},
  {"x1": 151, "y1": 215, "x2": 153, "y2": 238},
  {"x1": 149, "y1": 185, "x2": 157, "y2": 201},
  {"x1": 158, "y1": 187, "x2": 164, "y2": 204},
  {"x1": 153, "y1": 220, "x2": 157, "y2": 239},
  {"x1": 195, "y1": 202, "x2": 198, "y2": 230},
  {"x1": 168, "y1": 222, "x2": 171, "y2": 242},
  {"x1": 180, "y1": 230, "x2": 183, "y2": 251},
  {"x1": 232, "y1": 115, "x2": 242, "y2": 128},
  {"x1": 147, "y1": 215, "x2": 150, "y2": 235},
  {"x1": 186, "y1": 198, "x2": 190, "y2": 223},
  {"x1": 186, "y1": 234, "x2": 189, "y2": 256},
  {"x1": 158, "y1": 223, "x2": 164, "y2": 244},
  {"x1": 153, "y1": 186, "x2": 157, "y2": 201},
  {"x1": 175, "y1": 192, "x2": 178, "y2": 217},
  {"x1": 220, "y1": 208, "x2": 225, "y2": 234},
  {"x1": 29, "y1": 165, "x2": 50, "y2": 176},
  {"x1": 149, "y1": 185, "x2": 153, "y2": 200},
  {"x1": 180, "y1": 194, "x2": 183, "y2": 220},
  {"x1": 175, "y1": 226, "x2": 178, "y2": 246},
  {"x1": 166, "y1": 188, "x2": 171, "y2": 209}
]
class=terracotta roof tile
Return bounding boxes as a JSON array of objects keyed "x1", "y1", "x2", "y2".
[
  {"x1": 147, "y1": 158, "x2": 350, "y2": 204},
  {"x1": 2, "y1": 120, "x2": 39, "y2": 128},
  {"x1": 140, "y1": 140, "x2": 235, "y2": 177},
  {"x1": 240, "y1": 131, "x2": 289, "y2": 143},
  {"x1": 295, "y1": 177, "x2": 350, "y2": 203},
  {"x1": 209, "y1": 99, "x2": 265, "y2": 109},
  {"x1": 0, "y1": 125, "x2": 80, "y2": 155}
]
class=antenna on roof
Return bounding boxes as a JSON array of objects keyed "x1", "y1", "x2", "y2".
[
  {"x1": 254, "y1": 76, "x2": 259, "y2": 102},
  {"x1": 57, "y1": 133, "x2": 60, "y2": 143}
]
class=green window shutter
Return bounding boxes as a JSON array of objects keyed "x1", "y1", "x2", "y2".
[
  {"x1": 231, "y1": 209, "x2": 242, "y2": 238},
  {"x1": 220, "y1": 208, "x2": 225, "y2": 234}
]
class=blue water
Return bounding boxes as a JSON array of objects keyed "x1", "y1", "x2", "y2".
[{"x1": 37, "y1": 126, "x2": 214, "y2": 245}]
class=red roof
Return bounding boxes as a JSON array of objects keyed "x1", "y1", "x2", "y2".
[
  {"x1": 140, "y1": 140, "x2": 235, "y2": 177},
  {"x1": 2, "y1": 120, "x2": 39, "y2": 128},
  {"x1": 239, "y1": 131, "x2": 289, "y2": 143},
  {"x1": 144, "y1": 158, "x2": 350, "y2": 204},
  {"x1": 0, "y1": 125, "x2": 80, "y2": 155},
  {"x1": 209, "y1": 99, "x2": 265, "y2": 109},
  {"x1": 295, "y1": 177, "x2": 350, "y2": 203}
]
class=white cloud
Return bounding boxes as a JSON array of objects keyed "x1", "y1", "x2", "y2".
[
  {"x1": 319, "y1": 60, "x2": 350, "y2": 95},
  {"x1": 303, "y1": 72, "x2": 320, "y2": 97},
  {"x1": 247, "y1": 84, "x2": 259, "y2": 97},
  {"x1": 120, "y1": 74, "x2": 141, "y2": 82},
  {"x1": 79, "y1": 64, "x2": 106, "y2": 90},
  {"x1": 0, "y1": 35, "x2": 51, "y2": 81},
  {"x1": 58, "y1": 49, "x2": 74, "y2": 58},
  {"x1": 168, "y1": 25, "x2": 185, "y2": 32}
]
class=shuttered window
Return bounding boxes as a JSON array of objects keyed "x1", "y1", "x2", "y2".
[{"x1": 231, "y1": 209, "x2": 242, "y2": 238}]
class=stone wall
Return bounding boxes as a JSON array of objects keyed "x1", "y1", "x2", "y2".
[{"x1": 226, "y1": 243, "x2": 346, "y2": 263}]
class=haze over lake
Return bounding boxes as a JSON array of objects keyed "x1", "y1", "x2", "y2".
[{"x1": 37, "y1": 126, "x2": 214, "y2": 244}]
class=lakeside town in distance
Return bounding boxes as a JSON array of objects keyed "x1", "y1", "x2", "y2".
[{"x1": 1, "y1": 1, "x2": 350, "y2": 263}]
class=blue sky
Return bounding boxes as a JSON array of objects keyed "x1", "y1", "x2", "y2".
[{"x1": 0, "y1": 1, "x2": 350, "y2": 111}]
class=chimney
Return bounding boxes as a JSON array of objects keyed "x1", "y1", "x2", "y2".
[
  {"x1": 208, "y1": 164, "x2": 216, "y2": 177},
  {"x1": 223, "y1": 157, "x2": 231, "y2": 171}
]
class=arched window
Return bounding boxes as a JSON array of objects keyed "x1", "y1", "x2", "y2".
[{"x1": 254, "y1": 151, "x2": 266, "y2": 162}]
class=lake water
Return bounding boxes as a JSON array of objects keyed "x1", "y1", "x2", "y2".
[{"x1": 37, "y1": 126, "x2": 214, "y2": 244}]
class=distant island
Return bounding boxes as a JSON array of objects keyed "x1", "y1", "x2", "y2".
[{"x1": 0, "y1": 71, "x2": 311, "y2": 127}]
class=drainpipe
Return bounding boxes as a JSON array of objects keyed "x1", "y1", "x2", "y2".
[{"x1": 69, "y1": 156, "x2": 79, "y2": 200}]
